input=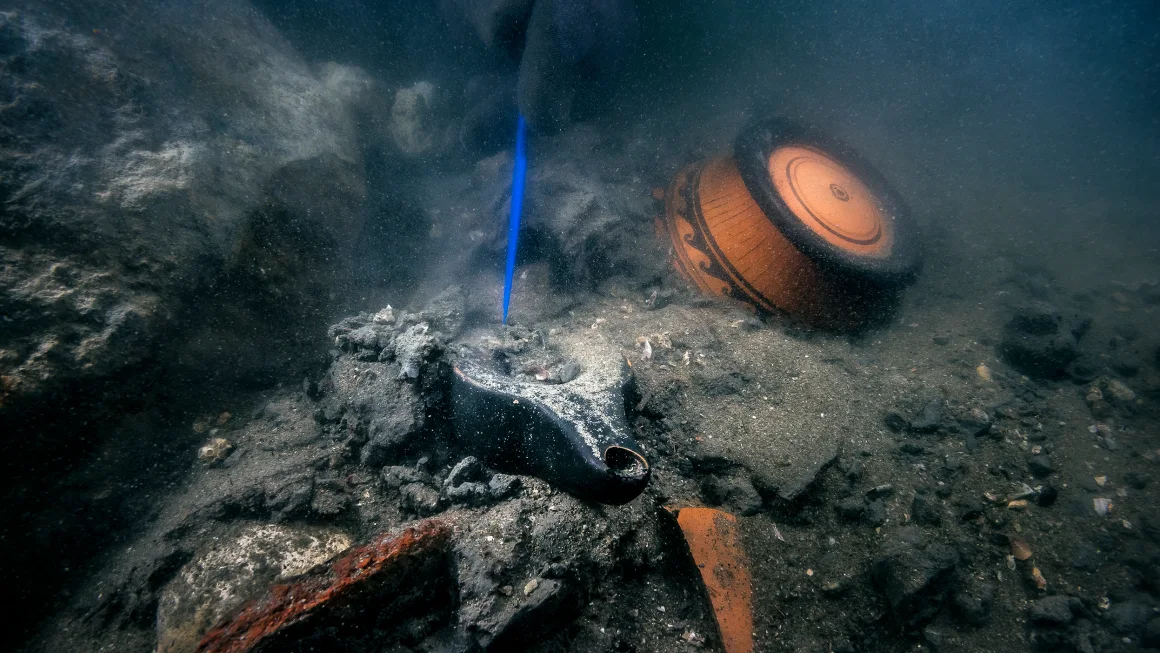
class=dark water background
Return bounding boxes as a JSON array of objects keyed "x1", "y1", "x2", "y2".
[{"x1": 255, "y1": 0, "x2": 1160, "y2": 279}]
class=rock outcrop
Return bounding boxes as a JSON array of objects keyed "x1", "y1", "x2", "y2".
[{"x1": 0, "y1": 1, "x2": 371, "y2": 420}]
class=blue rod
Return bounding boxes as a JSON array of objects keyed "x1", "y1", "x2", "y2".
[{"x1": 502, "y1": 114, "x2": 528, "y2": 324}]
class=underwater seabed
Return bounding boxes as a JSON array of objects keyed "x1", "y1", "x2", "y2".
[
  {"x1": 32, "y1": 240, "x2": 1160, "y2": 652},
  {"x1": 3, "y1": 1, "x2": 1160, "y2": 652}
]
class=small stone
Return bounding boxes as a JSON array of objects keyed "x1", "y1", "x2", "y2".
[
  {"x1": 1007, "y1": 499, "x2": 1029, "y2": 511},
  {"x1": 1086, "y1": 385, "x2": 1112, "y2": 419},
  {"x1": 871, "y1": 540, "x2": 959, "y2": 627},
  {"x1": 836, "y1": 496, "x2": 866, "y2": 521},
  {"x1": 381, "y1": 465, "x2": 434, "y2": 489},
  {"x1": 952, "y1": 583, "x2": 995, "y2": 625},
  {"x1": 1105, "y1": 601, "x2": 1152, "y2": 635},
  {"x1": 1094, "y1": 475, "x2": 1107, "y2": 487},
  {"x1": 912, "y1": 493, "x2": 943, "y2": 526},
  {"x1": 523, "y1": 578, "x2": 539, "y2": 596},
  {"x1": 1036, "y1": 484, "x2": 1059, "y2": 507},
  {"x1": 445, "y1": 456, "x2": 487, "y2": 487},
  {"x1": 556, "y1": 360, "x2": 581, "y2": 383},
  {"x1": 310, "y1": 484, "x2": 350, "y2": 516},
  {"x1": 1028, "y1": 455, "x2": 1054, "y2": 478},
  {"x1": 1105, "y1": 378, "x2": 1137, "y2": 403},
  {"x1": 372, "y1": 305, "x2": 395, "y2": 324},
  {"x1": 198, "y1": 437, "x2": 233, "y2": 464},
  {"x1": 701, "y1": 470, "x2": 763, "y2": 516},
  {"x1": 884, "y1": 411, "x2": 909, "y2": 432},
  {"x1": 1007, "y1": 483, "x2": 1037, "y2": 501},
  {"x1": 681, "y1": 630, "x2": 705, "y2": 645},
  {"x1": 976, "y1": 364, "x2": 992, "y2": 382},
  {"x1": 845, "y1": 459, "x2": 865, "y2": 484},
  {"x1": 488, "y1": 474, "x2": 522, "y2": 500},
  {"x1": 443, "y1": 456, "x2": 495, "y2": 506},
  {"x1": 1071, "y1": 541, "x2": 1103, "y2": 571},
  {"x1": 957, "y1": 497, "x2": 984, "y2": 521},
  {"x1": 923, "y1": 626, "x2": 944, "y2": 649},
  {"x1": 959, "y1": 408, "x2": 992, "y2": 436},
  {"x1": 1030, "y1": 566, "x2": 1047, "y2": 591},
  {"x1": 900, "y1": 442, "x2": 926, "y2": 455},
  {"x1": 1010, "y1": 538, "x2": 1033, "y2": 561},
  {"x1": 820, "y1": 580, "x2": 844, "y2": 596},
  {"x1": 400, "y1": 483, "x2": 440, "y2": 515},
  {"x1": 910, "y1": 400, "x2": 944, "y2": 433},
  {"x1": 1028, "y1": 595, "x2": 1075, "y2": 625},
  {"x1": 1111, "y1": 355, "x2": 1141, "y2": 377},
  {"x1": 999, "y1": 303, "x2": 1086, "y2": 378},
  {"x1": 1086, "y1": 385, "x2": 1104, "y2": 404},
  {"x1": 865, "y1": 499, "x2": 887, "y2": 527}
]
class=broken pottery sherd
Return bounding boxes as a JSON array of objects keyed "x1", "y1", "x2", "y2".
[
  {"x1": 450, "y1": 331, "x2": 650, "y2": 505},
  {"x1": 668, "y1": 507, "x2": 754, "y2": 653}
]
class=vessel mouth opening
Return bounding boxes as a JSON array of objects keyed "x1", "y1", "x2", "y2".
[{"x1": 604, "y1": 446, "x2": 649, "y2": 479}]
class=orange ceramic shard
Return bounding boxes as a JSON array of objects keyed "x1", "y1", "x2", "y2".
[{"x1": 674, "y1": 507, "x2": 754, "y2": 653}]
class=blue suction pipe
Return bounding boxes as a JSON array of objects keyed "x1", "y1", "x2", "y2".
[{"x1": 502, "y1": 115, "x2": 529, "y2": 325}]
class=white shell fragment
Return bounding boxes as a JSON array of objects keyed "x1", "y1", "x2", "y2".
[{"x1": 1092, "y1": 497, "x2": 1113, "y2": 516}]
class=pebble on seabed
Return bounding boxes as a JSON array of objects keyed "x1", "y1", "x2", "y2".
[
  {"x1": 976, "y1": 364, "x2": 992, "y2": 381},
  {"x1": 1010, "y1": 538, "x2": 1033, "y2": 561},
  {"x1": 198, "y1": 437, "x2": 233, "y2": 464}
]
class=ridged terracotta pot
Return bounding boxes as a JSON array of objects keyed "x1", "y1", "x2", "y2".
[{"x1": 658, "y1": 118, "x2": 921, "y2": 329}]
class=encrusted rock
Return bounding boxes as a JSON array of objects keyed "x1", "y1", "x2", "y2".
[
  {"x1": 1028, "y1": 454, "x2": 1055, "y2": 478},
  {"x1": 443, "y1": 456, "x2": 499, "y2": 506},
  {"x1": 196, "y1": 520, "x2": 452, "y2": 653},
  {"x1": 1, "y1": 0, "x2": 370, "y2": 414},
  {"x1": 156, "y1": 523, "x2": 351, "y2": 653},
  {"x1": 395, "y1": 324, "x2": 437, "y2": 380},
  {"x1": 198, "y1": 438, "x2": 234, "y2": 465},
  {"x1": 701, "y1": 469, "x2": 763, "y2": 516},
  {"x1": 871, "y1": 530, "x2": 960, "y2": 627},
  {"x1": 998, "y1": 302, "x2": 1090, "y2": 378},
  {"x1": 911, "y1": 492, "x2": 943, "y2": 526},
  {"x1": 836, "y1": 496, "x2": 867, "y2": 521},
  {"x1": 952, "y1": 582, "x2": 994, "y2": 626},
  {"x1": 1027, "y1": 595, "x2": 1076, "y2": 625},
  {"x1": 909, "y1": 399, "x2": 944, "y2": 433},
  {"x1": 401, "y1": 483, "x2": 442, "y2": 515},
  {"x1": 389, "y1": 81, "x2": 440, "y2": 156}
]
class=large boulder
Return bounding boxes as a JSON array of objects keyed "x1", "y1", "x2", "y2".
[
  {"x1": 0, "y1": 1, "x2": 371, "y2": 419},
  {"x1": 0, "y1": 3, "x2": 380, "y2": 642}
]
